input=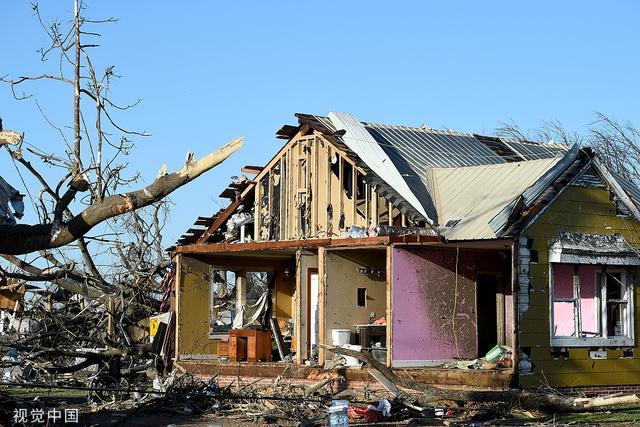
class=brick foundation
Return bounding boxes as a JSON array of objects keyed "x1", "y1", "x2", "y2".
[{"x1": 556, "y1": 385, "x2": 640, "y2": 396}]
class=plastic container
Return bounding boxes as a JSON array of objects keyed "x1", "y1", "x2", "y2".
[
  {"x1": 341, "y1": 344, "x2": 363, "y2": 367},
  {"x1": 331, "y1": 329, "x2": 352, "y2": 345},
  {"x1": 328, "y1": 400, "x2": 349, "y2": 426},
  {"x1": 485, "y1": 344, "x2": 505, "y2": 363}
]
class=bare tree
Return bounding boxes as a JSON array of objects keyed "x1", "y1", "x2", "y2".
[
  {"x1": 497, "y1": 113, "x2": 639, "y2": 186},
  {"x1": 0, "y1": 1, "x2": 242, "y2": 256}
]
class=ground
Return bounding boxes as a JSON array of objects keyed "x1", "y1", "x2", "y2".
[{"x1": 5, "y1": 386, "x2": 640, "y2": 426}]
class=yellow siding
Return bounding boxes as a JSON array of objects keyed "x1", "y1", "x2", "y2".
[
  {"x1": 521, "y1": 185, "x2": 640, "y2": 388},
  {"x1": 177, "y1": 256, "x2": 218, "y2": 357}
]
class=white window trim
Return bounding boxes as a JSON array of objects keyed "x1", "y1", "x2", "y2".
[{"x1": 549, "y1": 263, "x2": 635, "y2": 348}]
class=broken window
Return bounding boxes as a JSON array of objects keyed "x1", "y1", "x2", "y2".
[
  {"x1": 551, "y1": 263, "x2": 635, "y2": 347},
  {"x1": 210, "y1": 270, "x2": 237, "y2": 336}
]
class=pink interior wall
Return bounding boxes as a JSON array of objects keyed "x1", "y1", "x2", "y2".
[{"x1": 392, "y1": 248, "x2": 478, "y2": 361}]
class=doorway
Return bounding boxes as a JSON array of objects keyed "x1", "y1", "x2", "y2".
[{"x1": 476, "y1": 273, "x2": 498, "y2": 356}]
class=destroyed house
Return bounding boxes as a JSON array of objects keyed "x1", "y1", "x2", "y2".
[{"x1": 170, "y1": 112, "x2": 640, "y2": 393}]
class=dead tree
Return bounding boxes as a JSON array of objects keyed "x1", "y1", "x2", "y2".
[
  {"x1": 0, "y1": 1, "x2": 241, "y2": 376},
  {"x1": 497, "y1": 113, "x2": 639, "y2": 185}
]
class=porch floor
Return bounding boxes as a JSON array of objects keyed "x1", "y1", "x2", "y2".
[{"x1": 176, "y1": 360, "x2": 513, "y2": 391}]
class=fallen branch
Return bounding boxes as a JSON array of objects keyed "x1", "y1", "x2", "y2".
[
  {"x1": 320, "y1": 344, "x2": 581, "y2": 412},
  {"x1": 0, "y1": 137, "x2": 243, "y2": 254}
]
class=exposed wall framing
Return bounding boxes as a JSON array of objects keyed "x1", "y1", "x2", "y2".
[{"x1": 251, "y1": 129, "x2": 418, "y2": 242}]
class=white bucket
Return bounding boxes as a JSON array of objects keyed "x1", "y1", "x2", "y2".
[
  {"x1": 331, "y1": 329, "x2": 351, "y2": 345},
  {"x1": 341, "y1": 344, "x2": 362, "y2": 367}
]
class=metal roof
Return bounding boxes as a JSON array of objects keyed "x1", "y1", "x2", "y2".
[
  {"x1": 488, "y1": 144, "x2": 581, "y2": 236},
  {"x1": 432, "y1": 157, "x2": 563, "y2": 240},
  {"x1": 289, "y1": 112, "x2": 576, "y2": 236}
]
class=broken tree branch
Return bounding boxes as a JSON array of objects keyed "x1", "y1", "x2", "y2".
[{"x1": 0, "y1": 137, "x2": 243, "y2": 254}]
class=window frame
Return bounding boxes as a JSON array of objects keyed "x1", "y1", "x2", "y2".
[{"x1": 549, "y1": 263, "x2": 635, "y2": 348}]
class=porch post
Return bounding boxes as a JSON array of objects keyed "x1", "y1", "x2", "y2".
[
  {"x1": 318, "y1": 246, "x2": 326, "y2": 365},
  {"x1": 386, "y1": 245, "x2": 393, "y2": 367},
  {"x1": 236, "y1": 275, "x2": 247, "y2": 314}
]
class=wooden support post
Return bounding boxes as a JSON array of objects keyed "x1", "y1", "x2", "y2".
[
  {"x1": 371, "y1": 187, "x2": 378, "y2": 226},
  {"x1": 313, "y1": 136, "x2": 319, "y2": 235},
  {"x1": 339, "y1": 157, "x2": 345, "y2": 231},
  {"x1": 294, "y1": 250, "x2": 303, "y2": 364},
  {"x1": 388, "y1": 201, "x2": 393, "y2": 226},
  {"x1": 174, "y1": 254, "x2": 182, "y2": 360},
  {"x1": 326, "y1": 148, "x2": 332, "y2": 234},
  {"x1": 386, "y1": 245, "x2": 393, "y2": 367},
  {"x1": 254, "y1": 177, "x2": 261, "y2": 241},
  {"x1": 318, "y1": 246, "x2": 327, "y2": 366},
  {"x1": 236, "y1": 275, "x2": 247, "y2": 314},
  {"x1": 351, "y1": 166, "x2": 357, "y2": 226}
]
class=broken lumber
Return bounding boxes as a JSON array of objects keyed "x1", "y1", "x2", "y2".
[
  {"x1": 320, "y1": 344, "x2": 583, "y2": 412},
  {"x1": 304, "y1": 376, "x2": 340, "y2": 397}
]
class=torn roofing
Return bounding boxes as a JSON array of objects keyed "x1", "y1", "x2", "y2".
[
  {"x1": 328, "y1": 112, "x2": 434, "y2": 224},
  {"x1": 432, "y1": 157, "x2": 564, "y2": 240},
  {"x1": 296, "y1": 112, "x2": 567, "y2": 228}
]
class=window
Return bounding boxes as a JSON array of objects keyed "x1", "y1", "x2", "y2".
[
  {"x1": 550, "y1": 263, "x2": 635, "y2": 347},
  {"x1": 209, "y1": 270, "x2": 273, "y2": 337}
]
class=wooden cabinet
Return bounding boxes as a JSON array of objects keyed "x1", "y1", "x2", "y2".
[{"x1": 228, "y1": 329, "x2": 272, "y2": 362}]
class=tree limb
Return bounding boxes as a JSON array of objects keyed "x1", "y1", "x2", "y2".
[{"x1": 0, "y1": 137, "x2": 243, "y2": 254}]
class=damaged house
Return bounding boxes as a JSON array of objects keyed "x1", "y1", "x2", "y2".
[{"x1": 169, "y1": 112, "x2": 640, "y2": 394}]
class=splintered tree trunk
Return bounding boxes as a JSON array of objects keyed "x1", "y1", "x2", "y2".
[{"x1": 0, "y1": 138, "x2": 243, "y2": 255}]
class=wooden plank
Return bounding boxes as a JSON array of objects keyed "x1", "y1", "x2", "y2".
[
  {"x1": 174, "y1": 254, "x2": 182, "y2": 359},
  {"x1": 194, "y1": 217, "x2": 215, "y2": 226},
  {"x1": 198, "y1": 196, "x2": 246, "y2": 244},
  {"x1": 318, "y1": 246, "x2": 326, "y2": 366},
  {"x1": 241, "y1": 165, "x2": 264, "y2": 174},
  {"x1": 218, "y1": 188, "x2": 236, "y2": 199},
  {"x1": 178, "y1": 236, "x2": 440, "y2": 255}
]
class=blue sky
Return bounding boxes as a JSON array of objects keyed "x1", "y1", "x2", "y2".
[{"x1": 2, "y1": 1, "x2": 639, "y2": 247}]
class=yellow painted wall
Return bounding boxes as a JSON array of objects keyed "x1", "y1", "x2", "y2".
[
  {"x1": 324, "y1": 250, "x2": 387, "y2": 346},
  {"x1": 521, "y1": 185, "x2": 640, "y2": 388},
  {"x1": 177, "y1": 255, "x2": 218, "y2": 357}
]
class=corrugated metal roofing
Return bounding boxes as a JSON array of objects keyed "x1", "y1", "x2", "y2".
[
  {"x1": 432, "y1": 157, "x2": 563, "y2": 240},
  {"x1": 488, "y1": 144, "x2": 581, "y2": 236},
  {"x1": 502, "y1": 139, "x2": 568, "y2": 160},
  {"x1": 328, "y1": 112, "x2": 434, "y2": 223}
]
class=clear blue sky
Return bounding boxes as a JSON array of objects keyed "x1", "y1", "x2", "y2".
[{"x1": 2, "y1": 1, "x2": 639, "y2": 247}]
